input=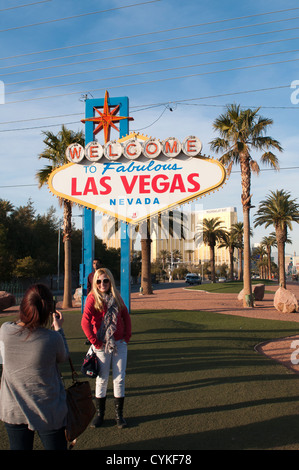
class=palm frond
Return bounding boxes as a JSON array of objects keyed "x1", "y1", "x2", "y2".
[
  {"x1": 209, "y1": 104, "x2": 282, "y2": 175},
  {"x1": 249, "y1": 159, "x2": 260, "y2": 175},
  {"x1": 36, "y1": 125, "x2": 85, "y2": 186},
  {"x1": 35, "y1": 165, "x2": 54, "y2": 187},
  {"x1": 254, "y1": 189, "x2": 299, "y2": 231},
  {"x1": 210, "y1": 137, "x2": 230, "y2": 152},
  {"x1": 260, "y1": 152, "x2": 280, "y2": 170}
]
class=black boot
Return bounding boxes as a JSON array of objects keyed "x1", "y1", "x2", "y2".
[
  {"x1": 114, "y1": 397, "x2": 127, "y2": 428},
  {"x1": 91, "y1": 397, "x2": 106, "y2": 428}
]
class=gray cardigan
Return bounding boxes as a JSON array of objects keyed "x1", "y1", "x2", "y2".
[{"x1": 0, "y1": 322, "x2": 69, "y2": 431}]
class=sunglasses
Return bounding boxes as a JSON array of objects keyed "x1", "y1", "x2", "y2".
[{"x1": 96, "y1": 278, "x2": 110, "y2": 285}]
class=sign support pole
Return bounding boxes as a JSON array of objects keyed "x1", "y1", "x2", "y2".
[{"x1": 81, "y1": 96, "x2": 131, "y2": 312}]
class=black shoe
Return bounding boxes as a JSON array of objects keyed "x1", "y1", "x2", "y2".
[
  {"x1": 91, "y1": 397, "x2": 106, "y2": 428},
  {"x1": 114, "y1": 397, "x2": 127, "y2": 429}
]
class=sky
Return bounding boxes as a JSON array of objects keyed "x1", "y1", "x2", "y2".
[{"x1": 0, "y1": 0, "x2": 299, "y2": 257}]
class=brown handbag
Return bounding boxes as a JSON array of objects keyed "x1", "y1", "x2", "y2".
[{"x1": 64, "y1": 356, "x2": 96, "y2": 445}]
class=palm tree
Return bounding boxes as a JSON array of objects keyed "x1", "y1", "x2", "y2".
[
  {"x1": 159, "y1": 249, "x2": 170, "y2": 270},
  {"x1": 231, "y1": 222, "x2": 244, "y2": 281},
  {"x1": 138, "y1": 211, "x2": 185, "y2": 294},
  {"x1": 0, "y1": 199, "x2": 14, "y2": 219},
  {"x1": 261, "y1": 234, "x2": 277, "y2": 280},
  {"x1": 231, "y1": 222, "x2": 253, "y2": 281},
  {"x1": 36, "y1": 125, "x2": 85, "y2": 308},
  {"x1": 201, "y1": 217, "x2": 227, "y2": 283},
  {"x1": 252, "y1": 245, "x2": 267, "y2": 279},
  {"x1": 210, "y1": 104, "x2": 282, "y2": 307},
  {"x1": 110, "y1": 211, "x2": 186, "y2": 295},
  {"x1": 218, "y1": 230, "x2": 239, "y2": 280},
  {"x1": 254, "y1": 189, "x2": 299, "y2": 288},
  {"x1": 185, "y1": 249, "x2": 194, "y2": 268},
  {"x1": 139, "y1": 218, "x2": 153, "y2": 294}
]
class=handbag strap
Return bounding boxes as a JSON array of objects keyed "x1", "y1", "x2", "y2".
[{"x1": 68, "y1": 356, "x2": 78, "y2": 382}]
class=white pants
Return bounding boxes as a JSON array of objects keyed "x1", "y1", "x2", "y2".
[{"x1": 94, "y1": 340, "x2": 127, "y2": 398}]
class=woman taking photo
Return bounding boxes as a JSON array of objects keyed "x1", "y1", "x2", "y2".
[
  {"x1": 0, "y1": 284, "x2": 69, "y2": 450},
  {"x1": 81, "y1": 268, "x2": 131, "y2": 429}
]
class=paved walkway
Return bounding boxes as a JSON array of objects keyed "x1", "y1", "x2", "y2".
[
  {"x1": 131, "y1": 282, "x2": 299, "y2": 322},
  {"x1": 2, "y1": 281, "x2": 299, "y2": 374}
]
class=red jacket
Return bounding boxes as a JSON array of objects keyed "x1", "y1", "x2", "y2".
[{"x1": 81, "y1": 293, "x2": 132, "y2": 349}]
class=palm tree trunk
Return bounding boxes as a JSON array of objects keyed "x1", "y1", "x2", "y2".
[
  {"x1": 277, "y1": 242, "x2": 286, "y2": 288},
  {"x1": 229, "y1": 247, "x2": 234, "y2": 279},
  {"x1": 238, "y1": 248, "x2": 243, "y2": 281},
  {"x1": 240, "y1": 155, "x2": 253, "y2": 307},
  {"x1": 141, "y1": 238, "x2": 152, "y2": 294},
  {"x1": 62, "y1": 200, "x2": 73, "y2": 308},
  {"x1": 242, "y1": 206, "x2": 253, "y2": 307},
  {"x1": 266, "y1": 247, "x2": 272, "y2": 280},
  {"x1": 276, "y1": 227, "x2": 286, "y2": 288},
  {"x1": 209, "y1": 245, "x2": 216, "y2": 283},
  {"x1": 140, "y1": 219, "x2": 153, "y2": 295}
]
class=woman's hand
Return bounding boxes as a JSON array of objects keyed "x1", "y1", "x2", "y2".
[{"x1": 52, "y1": 310, "x2": 64, "y2": 331}]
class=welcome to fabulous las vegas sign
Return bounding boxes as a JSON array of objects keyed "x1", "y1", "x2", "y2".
[
  {"x1": 48, "y1": 132, "x2": 227, "y2": 224},
  {"x1": 47, "y1": 90, "x2": 226, "y2": 224}
]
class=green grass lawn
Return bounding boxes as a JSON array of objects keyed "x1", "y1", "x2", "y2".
[
  {"x1": 1, "y1": 308, "x2": 299, "y2": 450},
  {"x1": 187, "y1": 280, "x2": 278, "y2": 294}
]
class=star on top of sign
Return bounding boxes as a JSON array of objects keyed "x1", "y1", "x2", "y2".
[{"x1": 81, "y1": 90, "x2": 134, "y2": 143}]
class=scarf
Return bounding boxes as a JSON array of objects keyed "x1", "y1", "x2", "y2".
[{"x1": 96, "y1": 293, "x2": 119, "y2": 353}]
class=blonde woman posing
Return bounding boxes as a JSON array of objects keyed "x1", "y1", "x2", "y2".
[{"x1": 81, "y1": 268, "x2": 131, "y2": 428}]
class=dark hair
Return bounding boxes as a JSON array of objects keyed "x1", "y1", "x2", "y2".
[{"x1": 19, "y1": 284, "x2": 54, "y2": 331}]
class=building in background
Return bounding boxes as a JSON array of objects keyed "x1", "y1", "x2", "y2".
[
  {"x1": 286, "y1": 253, "x2": 299, "y2": 276},
  {"x1": 102, "y1": 206, "x2": 238, "y2": 271},
  {"x1": 151, "y1": 206, "x2": 238, "y2": 266}
]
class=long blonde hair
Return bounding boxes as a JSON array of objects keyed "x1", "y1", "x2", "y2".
[{"x1": 90, "y1": 268, "x2": 124, "y2": 311}]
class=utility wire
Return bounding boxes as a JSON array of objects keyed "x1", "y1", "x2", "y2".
[
  {"x1": 0, "y1": 113, "x2": 83, "y2": 125},
  {"x1": 0, "y1": 6, "x2": 298, "y2": 59},
  {"x1": 0, "y1": 84, "x2": 295, "y2": 129},
  {"x1": 5, "y1": 43, "x2": 299, "y2": 86},
  {"x1": 2, "y1": 33, "x2": 298, "y2": 77},
  {"x1": 2, "y1": 97, "x2": 298, "y2": 128},
  {"x1": 0, "y1": 0, "x2": 161, "y2": 33},
  {"x1": 3, "y1": 77, "x2": 294, "y2": 105},
  {"x1": 131, "y1": 85, "x2": 293, "y2": 110},
  {"x1": 0, "y1": 121, "x2": 81, "y2": 131},
  {"x1": 0, "y1": 1, "x2": 51, "y2": 11},
  {"x1": 5, "y1": 54, "x2": 299, "y2": 98},
  {"x1": 1, "y1": 18, "x2": 299, "y2": 71}
]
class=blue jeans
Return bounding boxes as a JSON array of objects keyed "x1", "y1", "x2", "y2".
[{"x1": 4, "y1": 423, "x2": 67, "y2": 450}]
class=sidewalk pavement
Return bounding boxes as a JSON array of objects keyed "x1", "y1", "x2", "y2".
[{"x1": 131, "y1": 282, "x2": 299, "y2": 323}]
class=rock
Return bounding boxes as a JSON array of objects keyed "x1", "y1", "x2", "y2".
[
  {"x1": 73, "y1": 287, "x2": 82, "y2": 307},
  {"x1": 237, "y1": 289, "x2": 244, "y2": 301},
  {"x1": 0, "y1": 291, "x2": 16, "y2": 312},
  {"x1": 237, "y1": 284, "x2": 265, "y2": 303},
  {"x1": 253, "y1": 283, "x2": 265, "y2": 301},
  {"x1": 274, "y1": 287, "x2": 298, "y2": 313}
]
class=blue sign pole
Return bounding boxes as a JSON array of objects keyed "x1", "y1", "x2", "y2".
[{"x1": 81, "y1": 95, "x2": 131, "y2": 312}]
